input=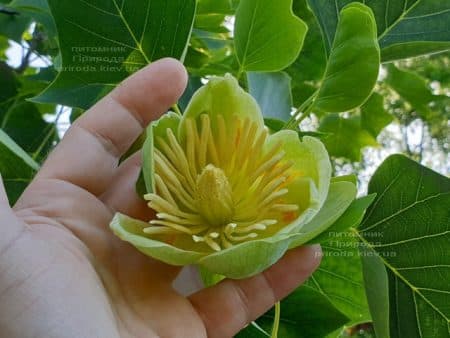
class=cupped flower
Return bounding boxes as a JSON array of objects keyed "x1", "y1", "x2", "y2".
[{"x1": 110, "y1": 75, "x2": 357, "y2": 278}]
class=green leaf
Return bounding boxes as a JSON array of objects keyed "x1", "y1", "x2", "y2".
[
  {"x1": 360, "y1": 92, "x2": 394, "y2": 138},
  {"x1": 0, "y1": 5, "x2": 31, "y2": 42},
  {"x1": 318, "y1": 114, "x2": 378, "y2": 162},
  {"x1": 385, "y1": 64, "x2": 438, "y2": 120},
  {"x1": 264, "y1": 118, "x2": 330, "y2": 140},
  {"x1": 0, "y1": 36, "x2": 9, "y2": 59},
  {"x1": 308, "y1": 0, "x2": 450, "y2": 62},
  {"x1": 360, "y1": 244, "x2": 390, "y2": 338},
  {"x1": 359, "y1": 154, "x2": 450, "y2": 338},
  {"x1": 237, "y1": 287, "x2": 350, "y2": 338},
  {"x1": 10, "y1": 0, "x2": 56, "y2": 36},
  {"x1": 197, "y1": 0, "x2": 232, "y2": 14},
  {"x1": 286, "y1": 0, "x2": 327, "y2": 107},
  {"x1": 312, "y1": 194, "x2": 377, "y2": 244},
  {"x1": 312, "y1": 3, "x2": 380, "y2": 113},
  {"x1": 0, "y1": 62, "x2": 18, "y2": 105},
  {"x1": 194, "y1": 0, "x2": 231, "y2": 33},
  {"x1": 1, "y1": 101, "x2": 56, "y2": 156},
  {"x1": 178, "y1": 76, "x2": 203, "y2": 112},
  {"x1": 303, "y1": 231, "x2": 372, "y2": 326},
  {"x1": 234, "y1": 0, "x2": 307, "y2": 72},
  {"x1": 0, "y1": 128, "x2": 38, "y2": 204},
  {"x1": 247, "y1": 71, "x2": 293, "y2": 121},
  {"x1": 32, "y1": 0, "x2": 196, "y2": 108}
]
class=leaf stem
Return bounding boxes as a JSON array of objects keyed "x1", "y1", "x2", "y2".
[
  {"x1": 32, "y1": 106, "x2": 65, "y2": 160},
  {"x1": 270, "y1": 301, "x2": 281, "y2": 338},
  {"x1": 284, "y1": 90, "x2": 318, "y2": 130}
]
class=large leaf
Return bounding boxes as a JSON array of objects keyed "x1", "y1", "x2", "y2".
[
  {"x1": 308, "y1": 0, "x2": 450, "y2": 62},
  {"x1": 1, "y1": 101, "x2": 56, "y2": 157},
  {"x1": 0, "y1": 3, "x2": 31, "y2": 42},
  {"x1": 360, "y1": 245, "x2": 390, "y2": 338},
  {"x1": 237, "y1": 287, "x2": 350, "y2": 338},
  {"x1": 287, "y1": 0, "x2": 327, "y2": 107},
  {"x1": 302, "y1": 232, "x2": 372, "y2": 328},
  {"x1": 0, "y1": 62, "x2": 17, "y2": 105},
  {"x1": 247, "y1": 71, "x2": 292, "y2": 121},
  {"x1": 33, "y1": 0, "x2": 196, "y2": 109},
  {"x1": 359, "y1": 154, "x2": 450, "y2": 338},
  {"x1": 312, "y1": 3, "x2": 380, "y2": 114},
  {"x1": 0, "y1": 129, "x2": 38, "y2": 205},
  {"x1": 10, "y1": 0, "x2": 56, "y2": 36},
  {"x1": 195, "y1": 0, "x2": 232, "y2": 33},
  {"x1": 234, "y1": 0, "x2": 307, "y2": 72},
  {"x1": 312, "y1": 194, "x2": 377, "y2": 244},
  {"x1": 385, "y1": 64, "x2": 441, "y2": 120},
  {"x1": 318, "y1": 114, "x2": 378, "y2": 162},
  {"x1": 360, "y1": 92, "x2": 393, "y2": 138}
]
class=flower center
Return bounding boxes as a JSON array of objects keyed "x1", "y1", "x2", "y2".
[
  {"x1": 195, "y1": 164, "x2": 234, "y2": 226},
  {"x1": 143, "y1": 114, "x2": 299, "y2": 252}
]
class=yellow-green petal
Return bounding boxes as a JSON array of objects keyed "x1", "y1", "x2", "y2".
[
  {"x1": 142, "y1": 111, "x2": 181, "y2": 193},
  {"x1": 265, "y1": 132, "x2": 331, "y2": 231},
  {"x1": 179, "y1": 74, "x2": 264, "y2": 141},
  {"x1": 110, "y1": 213, "x2": 206, "y2": 265}
]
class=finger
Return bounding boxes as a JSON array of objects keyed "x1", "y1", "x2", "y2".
[
  {"x1": 37, "y1": 58, "x2": 187, "y2": 195},
  {"x1": 0, "y1": 174, "x2": 25, "y2": 251},
  {"x1": 0, "y1": 174, "x2": 8, "y2": 206},
  {"x1": 189, "y1": 245, "x2": 322, "y2": 338},
  {"x1": 101, "y1": 151, "x2": 154, "y2": 220}
]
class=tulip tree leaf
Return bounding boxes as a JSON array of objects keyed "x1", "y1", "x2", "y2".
[
  {"x1": 385, "y1": 64, "x2": 438, "y2": 120},
  {"x1": 0, "y1": 4, "x2": 31, "y2": 42},
  {"x1": 360, "y1": 244, "x2": 390, "y2": 338},
  {"x1": 10, "y1": 0, "x2": 56, "y2": 36},
  {"x1": 0, "y1": 62, "x2": 18, "y2": 109},
  {"x1": 358, "y1": 154, "x2": 450, "y2": 338},
  {"x1": 312, "y1": 3, "x2": 380, "y2": 114},
  {"x1": 32, "y1": 0, "x2": 196, "y2": 109},
  {"x1": 1, "y1": 101, "x2": 56, "y2": 157},
  {"x1": 318, "y1": 114, "x2": 378, "y2": 162},
  {"x1": 303, "y1": 232, "x2": 372, "y2": 327},
  {"x1": 237, "y1": 287, "x2": 350, "y2": 338},
  {"x1": 286, "y1": 0, "x2": 327, "y2": 107},
  {"x1": 234, "y1": 0, "x2": 307, "y2": 72},
  {"x1": 0, "y1": 129, "x2": 39, "y2": 205},
  {"x1": 298, "y1": 196, "x2": 377, "y2": 327},
  {"x1": 360, "y1": 92, "x2": 393, "y2": 138},
  {"x1": 247, "y1": 71, "x2": 293, "y2": 121},
  {"x1": 308, "y1": 0, "x2": 450, "y2": 62},
  {"x1": 312, "y1": 194, "x2": 377, "y2": 244}
]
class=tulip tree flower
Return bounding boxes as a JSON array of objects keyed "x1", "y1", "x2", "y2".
[{"x1": 110, "y1": 75, "x2": 357, "y2": 279}]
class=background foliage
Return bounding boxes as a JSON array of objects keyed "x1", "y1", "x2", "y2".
[{"x1": 0, "y1": 0, "x2": 449, "y2": 337}]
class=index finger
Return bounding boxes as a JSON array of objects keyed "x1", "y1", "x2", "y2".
[{"x1": 36, "y1": 58, "x2": 187, "y2": 195}]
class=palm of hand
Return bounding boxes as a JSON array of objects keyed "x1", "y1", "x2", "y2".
[{"x1": 0, "y1": 59, "x2": 320, "y2": 338}]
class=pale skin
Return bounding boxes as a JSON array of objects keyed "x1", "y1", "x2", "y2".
[{"x1": 0, "y1": 58, "x2": 322, "y2": 338}]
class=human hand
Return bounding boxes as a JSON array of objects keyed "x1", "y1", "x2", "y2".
[{"x1": 0, "y1": 58, "x2": 322, "y2": 338}]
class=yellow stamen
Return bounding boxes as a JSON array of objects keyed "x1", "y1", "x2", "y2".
[{"x1": 144, "y1": 114, "x2": 300, "y2": 252}]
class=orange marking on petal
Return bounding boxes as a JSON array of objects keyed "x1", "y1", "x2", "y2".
[{"x1": 283, "y1": 211, "x2": 298, "y2": 223}]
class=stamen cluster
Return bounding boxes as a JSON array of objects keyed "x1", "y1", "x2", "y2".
[{"x1": 144, "y1": 114, "x2": 298, "y2": 251}]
